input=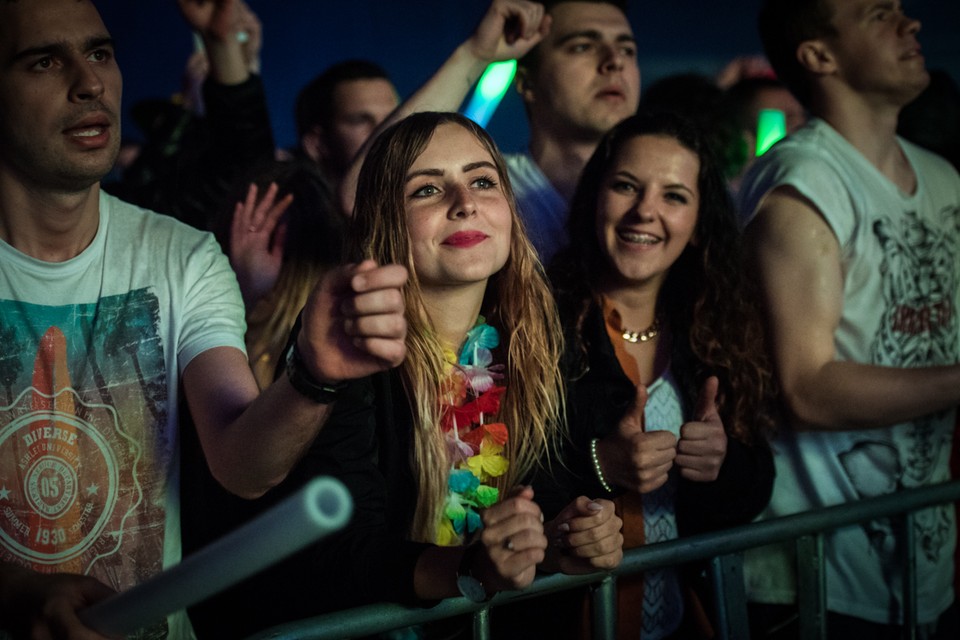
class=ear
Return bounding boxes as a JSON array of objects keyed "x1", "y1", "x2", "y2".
[
  {"x1": 796, "y1": 39, "x2": 837, "y2": 76},
  {"x1": 300, "y1": 125, "x2": 327, "y2": 163},
  {"x1": 515, "y1": 66, "x2": 535, "y2": 104}
]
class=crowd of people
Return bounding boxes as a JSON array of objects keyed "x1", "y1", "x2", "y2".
[{"x1": 0, "y1": 0, "x2": 957, "y2": 639}]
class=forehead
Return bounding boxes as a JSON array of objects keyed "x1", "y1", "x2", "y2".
[
  {"x1": 412, "y1": 123, "x2": 493, "y2": 167},
  {"x1": 333, "y1": 78, "x2": 398, "y2": 111},
  {"x1": 545, "y1": 2, "x2": 634, "y2": 42},
  {"x1": 827, "y1": 0, "x2": 892, "y2": 24},
  {"x1": 614, "y1": 134, "x2": 700, "y2": 179},
  {"x1": 0, "y1": 0, "x2": 108, "y2": 57}
]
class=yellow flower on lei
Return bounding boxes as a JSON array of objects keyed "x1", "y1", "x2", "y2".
[{"x1": 465, "y1": 437, "x2": 509, "y2": 482}]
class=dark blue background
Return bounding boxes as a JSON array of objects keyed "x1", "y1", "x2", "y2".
[{"x1": 96, "y1": 0, "x2": 960, "y2": 154}]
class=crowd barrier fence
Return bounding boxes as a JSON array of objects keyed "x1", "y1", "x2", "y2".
[{"x1": 248, "y1": 479, "x2": 960, "y2": 640}]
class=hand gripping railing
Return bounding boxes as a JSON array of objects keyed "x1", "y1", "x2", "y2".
[{"x1": 246, "y1": 478, "x2": 960, "y2": 640}]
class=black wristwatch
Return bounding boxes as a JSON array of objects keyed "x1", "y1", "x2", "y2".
[
  {"x1": 283, "y1": 340, "x2": 347, "y2": 403},
  {"x1": 456, "y1": 543, "x2": 492, "y2": 603}
]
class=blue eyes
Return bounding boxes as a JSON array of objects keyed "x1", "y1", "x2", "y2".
[
  {"x1": 412, "y1": 185, "x2": 439, "y2": 198},
  {"x1": 410, "y1": 176, "x2": 498, "y2": 198}
]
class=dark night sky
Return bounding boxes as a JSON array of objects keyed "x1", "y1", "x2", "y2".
[{"x1": 95, "y1": 0, "x2": 960, "y2": 152}]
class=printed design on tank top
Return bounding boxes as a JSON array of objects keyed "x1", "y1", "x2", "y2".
[
  {"x1": 0, "y1": 289, "x2": 169, "y2": 606},
  {"x1": 838, "y1": 206, "x2": 960, "y2": 576}
]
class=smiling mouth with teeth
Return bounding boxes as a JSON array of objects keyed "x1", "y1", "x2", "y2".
[{"x1": 618, "y1": 230, "x2": 659, "y2": 244}]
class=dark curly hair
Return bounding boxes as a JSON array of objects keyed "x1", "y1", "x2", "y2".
[{"x1": 549, "y1": 111, "x2": 778, "y2": 443}]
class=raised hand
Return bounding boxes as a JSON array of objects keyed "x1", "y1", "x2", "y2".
[
  {"x1": 234, "y1": 0, "x2": 262, "y2": 73},
  {"x1": 474, "y1": 486, "x2": 548, "y2": 591},
  {"x1": 229, "y1": 182, "x2": 293, "y2": 309},
  {"x1": 297, "y1": 260, "x2": 408, "y2": 383},
  {"x1": 596, "y1": 384, "x2": 678, "y2": 494},
  {"x1": 675, "y1": 376, "x2": 727, "y2": 482},
  {"x1": 544, "y1": 496, "x2": 623, "y2": 575},
  {"x1": 177, "y1": 0, "x2": 237, "y2": 41},
  {"x1": 466, "y1": 0, "x2": 551, "y2": 63},
  {"x1": 177, "y1": 0, "x2": 252, "y2": 84}
]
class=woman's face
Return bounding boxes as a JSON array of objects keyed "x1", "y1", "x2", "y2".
[
  {"x1": 404, "y1": 123, "x2": 513, "y2": 294},
  {"x1": 595, "y1": 134, "x2": 700, "y2": 290}
]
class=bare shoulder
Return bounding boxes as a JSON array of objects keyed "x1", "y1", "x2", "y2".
[{"x1": 747, "y1": 185, "x2": 838, "y2": 259}]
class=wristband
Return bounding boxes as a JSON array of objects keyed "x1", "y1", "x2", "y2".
[
  {"x1": 590, "y1": 438, "x2": 613, "y2": 493},
  {"x1": 283, "y1": 340, "x2": 347, "y2": 404}
]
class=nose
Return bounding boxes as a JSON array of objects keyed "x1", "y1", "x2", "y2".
[
  {"x1": 633, "y1": 191, "x2": 656, "y2": 222},
  {"x1": 69, "y1": 61, "x2": 105, "y2": 103},
  {"x1": 600, "y1": 43, "x2": 625, "y2": 73},
  {"x1": 449, "y1": 184, "x2": 477, "y2": 219},
  {"x1": 901, "y1": 12, "x2": 921, "y2": 36}
]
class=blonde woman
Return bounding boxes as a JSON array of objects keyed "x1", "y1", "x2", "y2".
[{"x1": 188, "y1": 112, "x2": 622, "y2": 638}]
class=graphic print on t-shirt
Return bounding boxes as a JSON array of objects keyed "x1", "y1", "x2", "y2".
[
  {"x1": 840, "y1": 206, "x2": 959, "y2": 572},
  {"x1": 0, "y1": 289, "x2": 169, "y2": 591}
]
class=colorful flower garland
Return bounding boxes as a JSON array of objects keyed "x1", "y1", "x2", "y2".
[{"x1": 435, "y1": 317, "x2": 508, "y2": 546}]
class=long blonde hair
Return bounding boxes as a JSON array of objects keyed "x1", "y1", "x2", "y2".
[{"x1": 349, "y1": 112, "x2": 565, "y2": 542}]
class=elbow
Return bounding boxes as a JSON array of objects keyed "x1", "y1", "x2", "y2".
[
  {"x1": 209, "y1": 464, "x2": 287, "y2": 501},
  {"x1": 782, "y1": 391, "x2": 824, "y2": 427},
  {"x1": 780, "y1": 386, "x2": 864, "y2": 432}
]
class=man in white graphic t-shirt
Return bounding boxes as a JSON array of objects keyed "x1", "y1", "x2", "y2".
[
  {"x1": 738, "y1": 0, "x2": 960, "y2": 637},
  {"x1": 0, "y1": 1, "x2": 407, "y2": 638}
]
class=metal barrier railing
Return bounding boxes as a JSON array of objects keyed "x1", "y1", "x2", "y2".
[{"x1": 248, "y1": 479, "x2": 960, "y2": 640}]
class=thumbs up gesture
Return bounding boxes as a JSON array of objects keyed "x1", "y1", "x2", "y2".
[
  {"x1": 675, "y1": 376, "x2": 727, "y2": 482},
  {"x1": 595, "y1": 384, "x2": 677, "y2": 494}
]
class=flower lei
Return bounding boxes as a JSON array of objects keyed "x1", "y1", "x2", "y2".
[{"x1": 435, "y1": 316, "x2": 508, "y2": 546}]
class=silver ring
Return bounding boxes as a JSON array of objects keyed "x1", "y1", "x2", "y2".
[{"x1": 503, "y1": 537, "x2": 514, "y2": 551}]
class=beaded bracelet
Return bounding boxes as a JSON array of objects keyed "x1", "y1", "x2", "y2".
[{"x1": 589, "y1": 438, "x2": 613, "y2": 493}]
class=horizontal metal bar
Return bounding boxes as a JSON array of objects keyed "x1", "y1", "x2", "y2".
[{"x1": 248, "y1": 479, "x2": 960, "y2": 640}]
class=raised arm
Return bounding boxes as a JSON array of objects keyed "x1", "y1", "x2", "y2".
[
  {"x1": 184, "y1": 261, "x2": 408, "y2": 499},
  {"x1": 339, "y1": 0, "x2": 550, "y2": 213},
  {"x1": 747, "y1": 186, "x2": 960, "y2": 431},
  {"x1": 177, "y1": 0, "x2": 252, "y2": 85}
]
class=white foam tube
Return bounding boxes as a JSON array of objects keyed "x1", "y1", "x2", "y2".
[{"x1": 80, "y1": 476, "x2": 352, "y2": 636}]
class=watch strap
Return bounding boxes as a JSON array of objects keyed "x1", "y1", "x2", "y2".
[
  {"x1": 284, "y1": 340, "x2": 347, "y2": 403},
  {"x1": 456, "y1": 543, "x2": 492, "y2": 603}
]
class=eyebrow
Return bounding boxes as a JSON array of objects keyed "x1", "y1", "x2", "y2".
[
  {"x1": 10, "y1": 35, "x2": 114, "y2": 65},
  {"x1": 555, "y1": 30, "x2": 637, "y2": 47},
  {"x1": 612, "y1": 170, "x2": 696, "y2": 195},
  {"x1": 404, "y1": 160, "x2": 499, "y2": 183},
  {"x1": 855, "y1": 0, "x2": 896, "y2": 19}
]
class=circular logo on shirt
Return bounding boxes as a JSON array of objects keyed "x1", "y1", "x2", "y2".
[
  {"x1": 24, "y1": 456, "x2": 78, "y2": 519},
  {"x1": 0, "y1": 393, "x2": 120, "y2": 567}
]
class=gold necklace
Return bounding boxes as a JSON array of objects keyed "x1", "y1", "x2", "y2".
[{"x1": 621, "y1": 317, "x2": 660, "y2": 343}]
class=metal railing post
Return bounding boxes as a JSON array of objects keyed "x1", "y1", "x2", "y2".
[
  {"x1": 710, "y1": 552, "x2": 750, "y2": 640},
  {"x1": 901, "y1": 512, "x2": 917, "y2": 640},
  {"x1": 471, "y1": 606, "x2": 491, "y2": 640},
  {"x1": 796, "y1": 534, "x2": 826, "y2": 640},
  {"x1": 591, "y1": 576, "x2": 617, "y2": 640}
]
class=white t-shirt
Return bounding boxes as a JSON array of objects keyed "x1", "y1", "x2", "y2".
[
  {"x1": 0, "y1": 192, "x2": 246, "y2": 638},
  {"x1": 738, "y1": 118, "x2": 960, "y2": 624},
  {"x1": 505, "y1": 152, "x2": 569, "y2": 264}
]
